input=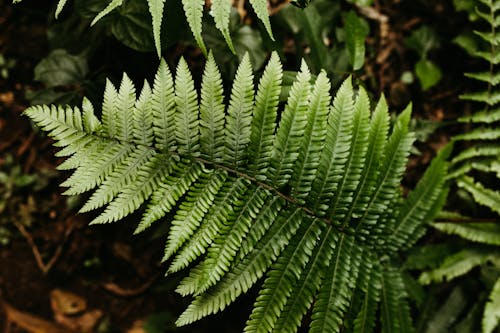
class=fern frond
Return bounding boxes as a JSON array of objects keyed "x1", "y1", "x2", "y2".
[
  {"x1": 175, "y1": 57, "x2": 200, "y2": 155},
  {"x1": 248, "y1": 52, "x2": 282, "y2": 179},
  {"x1": 25, "y1": 54, "x2": 449, "y2": 333},
  {"x1": 244, "y1": 219, "x2": 323, "y2": 333},
  {"x1": 152, "y1": 59, "x2": 177, "y2": 151},
  {"x1": 224, "y1": 53, "x2": 255, "y2": 167},
  {"x1": 457, "y1": 176, "x2": 500, "y2": 215},
  {"x1": 310, "y1": 234, "x2": 360, "y2": 333},
  {"x1": 432, "y1": 222, "x2": 500, "y2": 246},
  {"x1": 211, "y1": 0, "x2": 235, "y2": 53},
  {"x1": 91, "y1": 0, "x2": 124, "y2": 26},
  {"x1": 290, "y1": 71, "x2": 331, "y2": 202},
  {"x1": 484, "y1": 278, "x2": 500, "y2": 333},
  {"x1": 380, "y1": 268, "x2": 413, "y2": 333},
  {"x1": 182, "y1": 0, "x2": 207, "y2": 55},
  {"x1": 248, "y1": 0, "x2": 274, "y2": 40},
  {"x1": 147, "y1": 0, "x2": 166, "y2": 57},
  {"x1": 200, "y1": 52, "x2": 225, "y2": 162},
  {"x1": 419, "y1": 248, "x2": 495, "y2": 284}
]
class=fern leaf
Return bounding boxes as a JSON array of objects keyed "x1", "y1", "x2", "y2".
[
  {"x1": 182, "y1": 0, "x2": 207, "y2": 55},
  {"x1": 81, "y1": 97, "x2": 101, "y2": 133},
  {"x1": 345, "y1": 95, "x2": 389, "y2": 223},
  {"x1": 91, "y1": 0, "x2": 124, "y2": 26},
  {"x1": 465, "y1": 71, "x2": 500, "y2": 86},
  {"x1": 244, "y1": 219, "x2": 323, "y2": 333},
  {"x1": 459, "y1": 106, "x2": 500, "y2": 123},
  {"x1": 224, "y1": 53, "x2": 255, "y2": 167},
  {"x1": 163, "y1": 171, "x2": 227, "y2": 261},
  {"x1": 175, "y1": 57, "x2": 200, "y2": 155},
  {"x1": 152, "y1": 59, "x2": 176, "y2": 151},
  {"x1": 24, "y1": 55, "x2": 445, "y2": 333},
  {"x1": 211, "y1": 0, "x2": 235, "y2": 53},
  {"x1": 79, "y1": 147, "x2": 155, "y2": 212},
  {"x1": 62, "y1": 143, "x2": 133, "y2": 195},
  {"x1": 272, "y1": 227, "x2": 337, "y2": 333},
  {"x1": 387, "y1": 143, "x2": 451, "y2": 252},
  {"x1": 353, "y1": 263, "x2": 381, "y2": 333},
  {"x1": 248, "y1": 0, "x2": 274, "y2": 40},
  {"x1": 248, "y1": 52, "x2": 282, "y2": 179},
  {"x1": 169, "y1": 178, "x2": 248, "y2": 274},
  {"x1": 380, "y1": 268, "x2": 413, "y2": 333},
  {"x1": 432, "y1": 222, "x2": 500, "y2": 246},
  {"x1": 176, "y1": 209, "x2": 303, "y2": 325},
  {"x1": 451, "y1": 144, "x2": 500, "y2": 164},
  {"x1": 310, "y1": 234, "x2": 360, "y2": 333},
  {"x1": 178, "y1": 188, "x2": 269, "y2": 295},
  {"x1": 460, "y1": 90, "x2": 500, "y2": 106},
  {"x1": 102, "y1": 79, "x2": 119, "y2": 138},
  {"x1": 136, "y1": 162, "x2": 203, "y2": 233},
  {"x1": 308, "y1": 78, "x2": 355, "y2": 216},
  {"x1": 355, "y1": 105, "x2": 415, "y2": 240},
  {"x1": 327, "y1": 86, "x2": 370, "y2": 222},
  {"x1": 484, "y1": 278, "x2": 500, "y2": 333},
  {"x1": 115, "y1": 73, "x2": 136, "y2": 142},
  {"x1": 200, "y1": 52, "x2": 226, "y2": 162},
  {"x1": 147, "y1": 0, "x2": 166, "y2": 57},
  {"x1": 290, "y1": 71, "x2": 331, "y2": 202},
  {"x1": 90, "y1": 152, "x2": 172, "y2": 224},
  {"x1": 457, "y1": 176, "x2": 500, "y2": 215},
  {"x1": 133, "y1": 81, "x2": 154, "y2": 146},
  {"x1": 54, "y1": 0, "x2": 69, "y2": 18},
  {"x1": 419, "y1": 248, "x2": 494, "y2": 284},
  {"x1": 268, "y1": 60, "x2": 311, "y2": 187},
  {"x1": 195, "y1": 189, "x2": 270, "y2": 294}
]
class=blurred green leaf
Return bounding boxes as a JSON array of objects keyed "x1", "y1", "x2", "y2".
[
  {"x1": 143, "y1": 312, "x2": 177, "y2": 333},
  {"x1": 111, "y1": 0, "x2": 155, "y2": 52},
  {"x1": 424, "y1": 286, "x2": 468, "y2": 333},
  {"x1": 34, "y1": 49, "x2": 88, "y2": 88},
  {"x1": 415, "y1": 58, "x2": 442, "y2": 90},
  {"x1": 405, "y1": 26, "x2": 440, "y2": 58},
  {"x1": 344, "y1": 11, "x2": 369, "y2": 70},
  {"x1": 346, "y1": 0, "x2": 374, "y2": 6}
]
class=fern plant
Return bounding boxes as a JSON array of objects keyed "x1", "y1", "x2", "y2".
[
  {"x1": 12, "y1": 0, "x2": 274, "y2": 57},
  {"x1": 414, "y1": 1, "x2": 500, "y2": 332},
  {"x1": 449, "y1": 0, "x2": 500, "y2": 216},
  {"x1": 24, "y1": 51, "x2": 450, "y2": 332}
]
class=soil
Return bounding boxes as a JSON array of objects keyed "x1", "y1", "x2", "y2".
[{"x1": 0, "y1": 0, "x2": 475, "y2": 332}]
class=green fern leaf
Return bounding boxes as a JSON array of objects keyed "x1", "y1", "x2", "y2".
[
  {"x1": 211, "y1": 0, "x2": 235, "y2": 53},
  {"x1": 457, "y1": 176, "x2": 500, "y2": 215},
  {"x1": 152, "y1": 59, "x2": 176, "y2": 151},
  {"x1": 24, "y1": 54, "x2": 449, "y2": 333},
  {"x1": 432, "y1": 222, "x2": 500, "y2": 246},
  {"x1": 55, "y1": 0, "x2": 69, "y2": 18},
  {"x1": 182, "y1": 0, "x2": 207, "y2": 55},
  {"x1": 91, "y1": 0, "x2": 124, "y2": 26},
  {"x1": 248, "y1": 52, "x2": 282, "y2": 179},
  {"x1": 200, "y1": 52, "x2": 225, "y2": 162},
  {"x1": 147, "y1": 0, "x2": 166, "y2": 57},
  {"x1": 175, "y1": 57, "x2": 200, "y2": 155},
  {"x1": 224, "y1": 53, "x2": 255, "y2": 167},
  {"x1": 484, "y1": 278, "x2": 500, "y2": 333},
  {"x1": 248, "y1": 0, "x2": 274, "y2": 40},
  {"x1": 419, "y1": 248, "x2": 495, "y2": 284}
]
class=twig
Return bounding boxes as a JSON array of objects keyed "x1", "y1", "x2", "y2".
[
  {"x1": 101, "y1": 273, "x2": 160, "y2": 297},
  {"x1": 13, "y1": 221, "x2": 74, "y2": 275}
]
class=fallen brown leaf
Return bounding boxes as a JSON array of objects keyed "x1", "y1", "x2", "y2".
[{"x1": 2, "y1": 301, "x2": 77, "y2": 333}]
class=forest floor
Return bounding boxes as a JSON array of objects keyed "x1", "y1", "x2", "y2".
[{"x1": 0, "y1": 0, "x2": 469, "y2": 332}]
